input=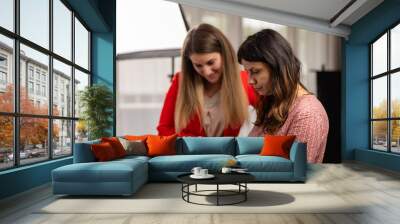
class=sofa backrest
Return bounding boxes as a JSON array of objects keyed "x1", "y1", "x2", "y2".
[
  {"x1": 73, "y1": 139, "x2": 100, "y2": 163},
  {"x1": 235, "y1": 137, "x2": 264, "y2": 155},
  {"x1": 177, "y1": 137, "x2": 236, "y2": 155}
]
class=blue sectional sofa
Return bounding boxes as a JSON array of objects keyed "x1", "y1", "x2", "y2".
[{"x1": 52, "y1": 137, "x2": 307, "y2": 196}]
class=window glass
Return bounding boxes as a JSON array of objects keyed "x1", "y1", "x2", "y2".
[
  {"x1": 75, "y1": 120, "x2": 88, "y2": 143},
  {"x1": 0, "y1": 0, "x2": 14, "y2": 32},
  {"x1": 174, "y1": 56, "x2": 181, "y2": 76},
  {"x1": 0, "y1": 116, "x2": 13, "y2": 170},
  {"x1": 372, "y1": 121, "x2": 388, "y2": 151},
  {"x1": 391, "y1": 24, "x2": 400, "y2": 70},
  {"x1": 372, "y1": 77, "x2": 387, "y2": 119},
  {"x1": 20, "y1": 0, "x2": 49, "y2": 49},
  {"x1": 53, "y1": 0, "x2": 72, "y2": 60},
  {"x1": 53, "y1": 119, "x2": 72, "y2": 157},
  {"x1": 391, "y1": 120, "x2": 400, "y2": 153},
  {"x1": 19, "y1": 117, "x2": 49, "y2": 165},
  {"x1": 0, "y1": 35, "x2": 14, "y2": 113},
  {"x1": 116, "y1": 57, "x2": 171, "y2": 135},
  {"x1": 372, "y1": 34, "x2": 387, "y2": 76},
  {"x1": 74, "y1": 69, "x2": 89, "y2": 118},
  {"x1": 74, "y1": 18, "x2": 89, "y2": 70},
  {"x1": 391, "y1": 72, "x2": 400, "y2": 118},
  {"x1": 20, "y1": 44, "x2": 49, "y2": 115},
  {"x1": 53, "y1": 59, "x2": 72, "y2": 117}
]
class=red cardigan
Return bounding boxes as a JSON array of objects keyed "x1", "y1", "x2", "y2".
[{"x1": 157, "y1": 71, "x2": 258, "y2": 137}]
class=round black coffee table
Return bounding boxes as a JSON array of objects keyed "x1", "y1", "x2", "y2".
[{"x1": 177, "y1": 173, "x2": 255, "y2": 206}]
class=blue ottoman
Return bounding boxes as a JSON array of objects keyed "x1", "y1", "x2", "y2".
[{"x1": 52, "y1": 157, "x2": 148, "y2": 196}]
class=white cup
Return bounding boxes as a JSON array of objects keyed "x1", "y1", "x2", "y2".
[
  {"x1": 221, "y1": 167, "x2": 232, "y2": 174},
  {"x1": 191, "y1": 167, "x2": 202, "y2": 176},
  {"x1": 199, "y1": 169, "x2": 208, "y2": 176}
]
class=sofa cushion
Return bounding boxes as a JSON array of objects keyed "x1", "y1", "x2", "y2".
[
  {"x1": 236, "y1": 137, "x2": 263, "y2": 155},
  {"x1": 147, "y1": 134, "x2": 177, "y2": 157},
  {"x1": 101, "y1": 137, "x2": 127, "y2": 158},
  {"x1": 178, "y1": 137, "x2": 235, "y2": 155},
  {"x1": 118, "y1": 138, "x2": 147, "y2": 156},
  {"x1": 236, "y1": 155, "x2": 293, "y2": 172},
  {"x1": 52, "y1": 159, "x2": 147, "y2": 183},
  {"x1": 91, "y1": 142, "x2": 118, "y2": 161},
  {"x1": 260, "y1": 135, "x2": 296, "y2": 159},
  {"x1": 148, "y1": 154, "x2": 235, "y2": 172}
]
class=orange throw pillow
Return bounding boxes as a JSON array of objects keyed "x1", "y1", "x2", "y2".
[
  {"x1": 146, "y1": 134, "x2": 177, "y2": 157},
  {"x1": 101, "y1": 137, "x2": 127, "y2": 158},
  {"x1": 260, "y1": 135, "x2": 296, "y2": 159},
  {"x1": 91, "y1": 142, "x2": 117, "y2": 161}
]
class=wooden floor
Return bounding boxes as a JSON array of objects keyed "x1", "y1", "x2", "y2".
[{"x1": 1, "y1": 162, "x2": 400, "y2": 224}]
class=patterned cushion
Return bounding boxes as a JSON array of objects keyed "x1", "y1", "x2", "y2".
[{"x1": 118, "y1": 137, "x2": 147, "y2": 156}]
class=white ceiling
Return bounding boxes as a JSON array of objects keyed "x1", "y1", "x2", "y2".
[
  {"x1": 166, "y1": 0, "x2": 384, "y2": 38},
  {"x1": 226, "y1": 0, "x2": 352, "y2": 23}
]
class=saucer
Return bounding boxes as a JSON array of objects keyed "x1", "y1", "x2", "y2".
[{"x1": 190, "y1": 174, "x2": 215, "y2": 179}]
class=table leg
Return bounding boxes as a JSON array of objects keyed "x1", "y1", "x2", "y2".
[
  {"x1": 217, "y1": 184, "x2": 219, "y2": 206},
  {"x1": 245, "y1": 183, "x2": 247, "y2": 201}
]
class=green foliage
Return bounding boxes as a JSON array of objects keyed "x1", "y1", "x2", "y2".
[{"x1": 79, "y1": 84, "x2": 113, "y2": 140}]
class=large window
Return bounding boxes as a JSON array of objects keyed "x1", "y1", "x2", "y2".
[
  {"x1": 371, "y1": 23, "x2": 400, "y2": 153},
  {"x1": 0, "y1": 0, "x2": 91, "y2": 171}
]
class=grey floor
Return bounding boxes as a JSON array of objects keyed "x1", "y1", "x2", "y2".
[{"x1": 1, "y1": 162, "x2": 400, "y2": 224}]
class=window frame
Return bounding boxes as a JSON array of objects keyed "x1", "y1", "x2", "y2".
[
  {"x1": 370, "y1": 20, "x2": 400, "y2": 154},
  {"x1": 0, "y1": 0, "x2": 92, "y2": 171}
]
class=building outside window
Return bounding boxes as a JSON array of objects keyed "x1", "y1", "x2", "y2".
[
  {"x1": 28, "y1": 66, "x2": 34, "y2": 80},
  {"x1": 41, "y1": 73, "x2": 46, "y2": 83},
  {"x1": 28, "y1": 81, "x2": 34, "y2": 94},
  {"x1": 0, "y1": 54, "x2": 7, "y2": 90},
  {"x1": 41, "y1": 85, "x2": 46, "y2": 97},
  {"x1": 35, "y1": 83, "x2": 40, "y2": 95}
]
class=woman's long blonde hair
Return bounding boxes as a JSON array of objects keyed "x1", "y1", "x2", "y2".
[{"x1": 175, "y1": 23, "x2": 249, "y2": 133}]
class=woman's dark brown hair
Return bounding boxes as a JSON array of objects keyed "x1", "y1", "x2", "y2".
[{"x1": 238, "y1": 29, "x2": 303, "y2": 134}]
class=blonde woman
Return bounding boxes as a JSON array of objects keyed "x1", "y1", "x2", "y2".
[{"x1": 157, "y1": 23, "x2": 257, "y2": 137}]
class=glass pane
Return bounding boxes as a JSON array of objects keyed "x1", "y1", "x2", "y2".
[
  {"x1": 20, "y1": 0, "x2": 49, "y2": 49},
  {"x1": 392, "y1": 72, "x2": 400, "y2": 118},
  {"x1": 372, "y1": 77, "x2": 387, "y2": 119},
  {"x1": 53, "y1": 0, "x2": 72, "y2": 60},
  {"x1": 53, "y1": 119, "x2": 72, "y2": 157},
  {"x1": 74, "y1": 69, "x2": 89, "y2": 118},
  {"x1": 0, "y1": 34, "x2": 14, "y2": 112},
  {"x1": 20, "y1": 117, "x2": 49, "y2": 165},
  {"x1": 372, "y1": 33, "x2": 387, "y2": 76},
  {"x1": 0, "y1": 0, "x2": 14, "y2": 31},
  {"x1": 391, "y1": 24, "x2": 400, "y2": 70},
  {"x1": 0, "y1": 116, "x2": 13, "y2": 170},
  {"x1": 174, "y1": 56, "x2": 181, "y2": 76},
  {"x1": 372, "y1": 121, "x2": 387, "y2": 151},
  {"x1": 74, "y1": 18, "x2": 89, "y2": 70},
  {"x1": 75, "y1": 120, "x2": 88, "y2": 143},
  {"x1": 116, "y1": 57, "x2": 171, "y2": 135},
  {"x1": 391, "y1": 120, "x2": 400, "y2": 153},
  {"x1": 53, "y1": 59, "x2": 72, "y2": 117},
  {"x1": 20, "y1": 44, "x2": 49, "y2": 115}
]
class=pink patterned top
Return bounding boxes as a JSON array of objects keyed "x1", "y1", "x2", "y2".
[{"x1": 249, "y1": 95, "x2": 329, "y2": 163}]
